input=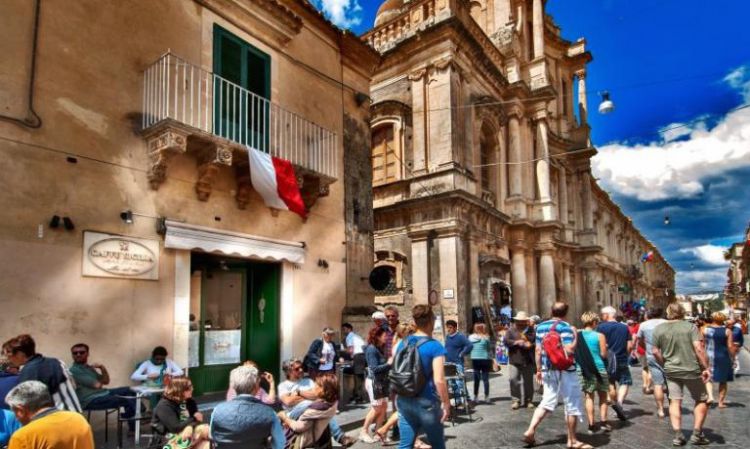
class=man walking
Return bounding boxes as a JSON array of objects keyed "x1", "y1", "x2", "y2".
[
  {"x1": 635, "y1": 308, "x2": 668, "y2": 418},
  {"x1": 505, "y1": 312, "x2": 536, "y2": 410},
  {"x1": 597, "y1": 306, "x2": 632, "y2": 420},
  {"x1": 341, "y1": 323, "x2": 366, "y2": 403},
  {"x1": 69, "y1": 343, "x2": 137, "y2": 431},
  {"x1": 652, "y1": 303, "x2": 711, "y2": 446},
  {"x1": 6, "y1": 381, "x2": 93, "y2": 449},
  {"x1": 522, "y1": 302, "x2": 590, "y2": 449}
]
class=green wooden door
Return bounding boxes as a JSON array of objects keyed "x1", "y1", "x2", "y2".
[
  {"x1": 248, "y1": 262, "x2": 281, "y2": 380},
  {"x1": 189, "y1": 268, "x2": 247, "y2": 396},
  {"x1": 213, "y1": 25, "x2": 270, "y2": 149}
]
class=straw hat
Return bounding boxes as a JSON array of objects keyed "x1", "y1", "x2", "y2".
[{"x1": 513, "y1": 311, "x2": 530, "y2": 321}]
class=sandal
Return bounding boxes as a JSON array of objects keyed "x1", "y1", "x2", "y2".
[
  {"x1": 522, "y1": 434, "x2": 536, "y2": 447},
  {"x1": 567, "y1": 442, "x2": 594, "y2": 449},
  {"x1": 414, "y1": 440, "x2": 432, "y2": 449}
]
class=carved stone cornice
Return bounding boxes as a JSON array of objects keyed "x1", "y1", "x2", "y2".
[
  {"x1": 196, "y1": 0, "x2": 302, "y2": 46},
  {"x1": 144, "y1": 126, "x2": 188, "y2": 190}
]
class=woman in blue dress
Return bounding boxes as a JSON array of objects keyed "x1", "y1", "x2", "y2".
[{"x1": 703, "y1": 312, "x2": 736, "y2": 408}]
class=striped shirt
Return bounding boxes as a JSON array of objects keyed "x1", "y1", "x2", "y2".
[{"x1": 18, "y1": 356, "x2": 81, "y2": 413}]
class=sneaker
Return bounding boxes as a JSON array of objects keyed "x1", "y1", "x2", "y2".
[
  {"x1": 612, "y1": 403, "x2": 628, "y2": 421},
  {"x1": 339, "y1": 435, "x2": 356, "y2": 447},
  {"x1": 358, "y1": 432, "x2": 376, "y2": 444},
  {"x1": 599, "y1": 422, "x2": 612, "y2": 432},
  {"x1": 511, "y1": 401, "x2": 520, "y2": 410},
  {"x1": 526, "y1": 402, "x2": 536, "y2": 409},
  {"x1": 689, "y1": 432, "x2": 710, "y2": 445},
  {"x1": 672, "y1": 432, "x2": 687, "y2": 446}
]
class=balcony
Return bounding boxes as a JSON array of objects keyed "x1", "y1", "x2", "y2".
[{"x1": 141, "y1": 52, "x2": 337, "y2": 209}]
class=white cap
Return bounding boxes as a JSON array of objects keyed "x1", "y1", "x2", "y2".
[{"x1": 371, "y1": 311, "x2": 386, "y2": 320}]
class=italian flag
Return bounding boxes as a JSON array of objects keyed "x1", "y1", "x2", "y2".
[{"x1": 247, "y1": 147, "x2": 307, "y2": 218}]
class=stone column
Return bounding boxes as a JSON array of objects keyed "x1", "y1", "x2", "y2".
[
  {"x1": 539, "y1": 250, "x2": 556, "y2": 314},
  {"x1": 411, "y1": 239, "x2": 429, "y2": 304},
  {"x1": 532, "y1": 0, "x2": 545, "y2": 59},
  {"x1": 563, "y1": 265, "x2": 572, "y2": 302},
  {"x1": 511, "y1": 247, "x2": 529, "y2": 313},
  {"x1": 536, "y1": 120, "x2": 554, "y2": 220},
  {"x1": 558, "y1": 167, "x2": 569, "y2": 226},
  {"x1": 508, "y1": 114, "x2": 523, "y2": 197},
  {"x1": 576, "y1": 69, "x2": 588, "y2": 125},
  {"x1": 581, "y1": 171, "x2": 594, "y2": 230}
]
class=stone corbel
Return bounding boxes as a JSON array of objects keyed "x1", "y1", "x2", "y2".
[
  {"x1": 146, "y1": 128, "x2": 188, "y2": 190},
  {"x1": 234, "y1": 170, "x2": 253, "y2": 209},
  {"x1": 195, "y1": 144, "x2": 233, "y2": 201}
]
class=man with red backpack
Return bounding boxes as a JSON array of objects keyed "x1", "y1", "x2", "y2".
[{"x1": 522, "y1": 302, "x2": 591, "y2": 449}]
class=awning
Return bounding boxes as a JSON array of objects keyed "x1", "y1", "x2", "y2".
[{"x1": 164, "y1": 220, "x2": 305, "y2": 264}]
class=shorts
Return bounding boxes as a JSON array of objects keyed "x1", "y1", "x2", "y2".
[
  {"x1": 579, "y1": 370, "x2": 610, "y2": 393},
  {"x1": 609, "y1": 365, "x2": 633, "y2": 386},
  {"x1": 648, "y1": 360, "x2": 666, "y2": 386},
  {"x1": 666, "y1": 377, "x2": 707, "y2": 403},
  {"x1": 365, "y1": 377, "x2": 387, "y2": 407},
  {"x1": 539, "y1": 370, "x2": 583, "y2": 416}
]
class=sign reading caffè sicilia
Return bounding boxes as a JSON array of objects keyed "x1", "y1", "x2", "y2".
[{"x1": 82, "y1": 231, "x2": 159, "y2": 280}]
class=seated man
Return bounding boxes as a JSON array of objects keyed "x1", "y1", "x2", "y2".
[
  {"x1": 278, "y1": 359, "x2": 354, "y2": 447},
  {"x1": 6, "y1": 381, "x2": 94, "y2": 449},
  {"x1": 211, "y1": 365, "x2": 285, "y2": 449},
  {"x1": 3, "y1": 335, "x2": 81, "y2": 412},
  {"x1": 69, "y1": 343, "x2": 136, "y2": 432},
  {"x1": 0, "y1": 354, "x2": 20, "y2": 409}
]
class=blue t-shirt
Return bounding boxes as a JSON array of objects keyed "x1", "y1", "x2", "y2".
[
  {"x1": 0, "y1": 409, "x2": 21, "y2": 445},
  {"x1": 534, "y1": 319, "x2": 575, "y2": 371},
  {"x1": 597, "y1": 321, "x2": 631, "y2": 365},
  {"x1": 400, "y1": 336, "x2": 446, "y2": 401},
  {"x1": 732, "y1": 325, "x2": 744, "y2": 347}
]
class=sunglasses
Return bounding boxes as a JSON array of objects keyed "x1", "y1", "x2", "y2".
[{"x1": 72, "y1": 351, "x2": 87, "y2": 355}]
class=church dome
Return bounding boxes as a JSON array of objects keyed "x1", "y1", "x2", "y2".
[{"x1": 375, "y1": 0, "x2": 405, "y2": 27}]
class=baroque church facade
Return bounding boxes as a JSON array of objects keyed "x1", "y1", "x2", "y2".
[{"x1": 364, "y1": 0, "x2": 675, "y2": 327}]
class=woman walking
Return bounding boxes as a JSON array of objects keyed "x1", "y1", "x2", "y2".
[
  {"x1": 576, "y1": 312, "x2": 611, "y2": 434},
  {"x1": 704, "y1": 312, "x2": 735, "y2": 408},
  {"x1": 359, "y1": 327, "x2": 390, "y2": 443},
  {"x1": 469, "y1": 323, "x2": 492, "y2": 403}
]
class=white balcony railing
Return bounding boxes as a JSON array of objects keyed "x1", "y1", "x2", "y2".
[{"x1": 142, "y1": 52, "x2": 338, "y2": 179}]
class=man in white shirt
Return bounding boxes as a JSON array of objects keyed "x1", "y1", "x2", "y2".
[
  {"x1": 342, "y1": 323, "x2": 366, "y2": 403},
  {"x1": 635, "y1": 307, "x2": 668, "y2": 418}
]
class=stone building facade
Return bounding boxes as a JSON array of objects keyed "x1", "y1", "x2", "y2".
[
  {"x1": 0, "y1": 0, "x2": 377, "y2": 393},
  {"x1": 364, "y1": 0, "x2": 674, "y2": 328},
  {"x1": 725, "y1": 223, "x2": 750, "y2": 316}
]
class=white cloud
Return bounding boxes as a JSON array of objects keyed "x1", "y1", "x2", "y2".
[
  {"x1": 314, "y1": 0, "x2": 363, "y2": 29},
  {"x1": 677, "y1": 268, "x2": 727, "y2": 293},
  {"x1": 679, "y1": 244, "x2": 728, "y2": 266},
  {"x1": 593, "y1": 65, "x2": 750, "y2": 201},
  {"x1": 659, "y1": 122, "x2": 691, "y2": 142}
]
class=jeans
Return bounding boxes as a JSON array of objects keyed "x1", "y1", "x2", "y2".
[
  {"x1": 472, "y1": 359, "x2": 491, "y2": 398},
  {"x1": 508, "y1": 364, "x2": 535, "y2": 405},
  {"x1": 397, "y1": 396, "x2": 445, "y2": 449},
  {"x1": 85, "y1": 387, "x2": 136, "y2": 430},
  {"x1": 288, "y1": 399, "x2": 344, "y2": 442}
]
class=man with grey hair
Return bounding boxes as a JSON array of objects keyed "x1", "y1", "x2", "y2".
[
  {"x1": 6, "y1": 381, "x2": 93, "y2": 449},
  {"x1": 653, "y1": 303, "x2": 711, "y2": 446},
  {"x1": 597, "y1": 305, "x2": 632, "y2": 421},
  {"x1": 210, "y1": 365, "x2": 285, "y2": 449}
]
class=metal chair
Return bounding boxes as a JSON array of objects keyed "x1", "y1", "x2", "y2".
[
  {"x1": 444, "y1": 363, "x2": 473, "y2": 425},
  {"x1": 85, "y1": 407, "x2": 120, "y2": 443}
]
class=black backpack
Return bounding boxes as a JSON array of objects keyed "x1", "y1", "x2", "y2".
[{"x1": 389, "y1": 337, "x2": 431, "y2": 397}]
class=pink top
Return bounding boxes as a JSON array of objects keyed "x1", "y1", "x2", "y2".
[{"x1": 226, "y1": 386, "x2": 274, "y2": 404}]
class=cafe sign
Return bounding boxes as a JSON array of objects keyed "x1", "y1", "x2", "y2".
[{"x1": 83, "y1": 231, "x2": 159, "y2": 280}]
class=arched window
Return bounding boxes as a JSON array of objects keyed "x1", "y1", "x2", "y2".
[{"x1": 371, "y1": 124, "x2": 401, "y2": 185}]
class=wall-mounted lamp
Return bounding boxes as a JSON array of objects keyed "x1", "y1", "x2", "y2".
[
  {"x1": 120, "y1": 210, "x2": 134, "y2": 224},
  {"x1": 317, "y1": 259, "x2": 329, "y2": 269},
  {"x1": 49, "y1": 215, "x2": 60, "y2": 229},
  {"x1": 598, "y1": 91, "x2": 615, "y2": 115},
  {"x1": 63, "y1": 217, "x2": 75, "y2": 231}
]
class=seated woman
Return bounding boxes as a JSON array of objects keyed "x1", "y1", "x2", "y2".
[
  {"x1": 131, "y1": 346, "x2": 184, "y2": 387},
  {"x1": 277, "y1": 373, "x2": 338, "y2": 449},
  {"x1": 152, "y1": 377, "x2": 209, "y2": 449},
  {"x1": 226, "y1": 360, "x2": 277, "y2": 407}
]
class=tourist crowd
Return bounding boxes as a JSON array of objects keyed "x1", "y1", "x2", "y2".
[{"x1": 0, "y1": 300, "x2": 746, "y2": 449}]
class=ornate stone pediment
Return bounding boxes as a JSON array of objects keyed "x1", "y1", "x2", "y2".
[{"x1": 196, "y1": 0, "x2": 303, "y2": 45}]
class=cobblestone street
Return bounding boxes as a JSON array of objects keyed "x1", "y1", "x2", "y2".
[{"x1": 349, "y1": 351, "x2": 750, "y2": 449}]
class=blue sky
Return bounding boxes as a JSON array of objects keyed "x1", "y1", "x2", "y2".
[{"x1": 312, "y1": 0, "x2": 750, "y2": 294}]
